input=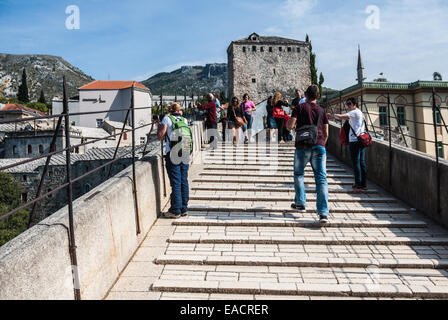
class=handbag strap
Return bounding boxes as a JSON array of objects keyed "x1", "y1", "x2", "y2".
[{"x1": 347, "y1": 111, "x2": 367, "y2": 137}]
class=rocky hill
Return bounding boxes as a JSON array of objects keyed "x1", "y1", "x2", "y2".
[
  {"x1": 0, "y1": 53, "x2": 94, "y2": 101},
  {"x1": 142, "y1": 63, "x2": 227, "y2": 95}
]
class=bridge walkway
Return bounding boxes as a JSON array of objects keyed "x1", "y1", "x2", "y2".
[{"x1": 106, "y1": 143, "x2": 448, "y2": 300}]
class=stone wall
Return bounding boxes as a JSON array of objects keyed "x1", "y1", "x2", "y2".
[
  {"x1": 0, "y1": 121, "x2": 205, "y2": 300},
  {"x1": 228, "y1": 41, "x2": 311, "y2": 104},
  {"x1": 327, "y1": 121, "x2": 448, "y2": 228}
]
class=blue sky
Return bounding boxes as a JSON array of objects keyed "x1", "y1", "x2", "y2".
[{"x1": 1, "y1": 0, "x2": 447, "y2": 90}]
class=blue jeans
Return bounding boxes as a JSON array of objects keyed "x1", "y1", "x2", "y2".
[
  {"x1": 349, "y1": 142, "x2": 367, "y2": 187},
  {"x1": 166, "y1": 152, "x2": 189, "y2": 215},
  {"x1": 242, "y1": 112, "x2": 253, "y2": 132},
  {"x1": 294, "y1": 146, "x2": 329, "y2": 216}
]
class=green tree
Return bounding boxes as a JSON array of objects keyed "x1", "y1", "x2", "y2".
[
  {"x1": 306, "y1": 34, "x2": 318, "y2": 85},
  {"x1": 38, "y1": 89, "x2": 46, "y2": 104},
  {"x1": 0, "y1": 172, "x2": 30, "y2": 247},
  {"x1": 17, "y1": 68, "x2": 30, "y2": 103},
  {"x1": 318, "y1": 72, "x2": 325, "y2": 96},
  {"x1": 26, "y1": 102, "x2": 48, "y2": 113}
]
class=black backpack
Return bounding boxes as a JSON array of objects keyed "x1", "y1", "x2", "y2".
[{"x1": 295, "y1": 105, "x2": 323, "y2": 148}]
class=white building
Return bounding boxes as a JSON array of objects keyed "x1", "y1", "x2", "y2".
[{"x1": 52, "y1": 81, "x2": 152, "y2": 145}]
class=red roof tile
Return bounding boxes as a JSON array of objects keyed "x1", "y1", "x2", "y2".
[
  {"x1": 0, "y1": 104, "x2": 47, "y2": 117},
  {"x1": 79, "y1": 81, "x2": 150, "y2": 91}
]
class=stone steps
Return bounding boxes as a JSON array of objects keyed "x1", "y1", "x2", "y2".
[
  {"x1": 203, "y1": 166, "x2": 344, "y2": 172},
  {"x1": 155, "y1": 255, "x2": 448, "y2": 269},
  {"x1": 193, "y1": 178, "x2": 355, "y2": 185},
  {"x1": 199, "y1": 172, "x2": 354, "y2": 179},
  {"x1": 188, "y1": 205, "x2": 409, "y2": 214},
  {"x1": 203, "y1": 158, "x2": 334, "y2": 163},
  {"x1": 173, "y1": 219, "x2": 426, "y2": 228},
  {"x1": 167, "y1": 234, "x2": 448, "y2": 246},
  {"x1": 152, "y1": 278, "x2": 448, "y2": 299},
  {"x1": 192, "y1": 185, "x2": 379, "y2": 194},
  {"x1": 189, "y1": 194, "x2": 396, "y2": 203}
]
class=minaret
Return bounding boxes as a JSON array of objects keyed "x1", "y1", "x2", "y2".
[{"x1": 357, "y1": 45, "x2": 366, "y2": 84}]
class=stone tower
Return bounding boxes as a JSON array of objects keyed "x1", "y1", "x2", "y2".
[
  {"x1": 357, "y1": 45, "x2": 366, "y2": 84},
  {"x1": 227, "y1": 32, "x2": 311, "y2": 104}
]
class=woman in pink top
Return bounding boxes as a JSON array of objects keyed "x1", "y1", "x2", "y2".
[{"x1": 240, "y1": 93, "x2": 257, "y2": 144}]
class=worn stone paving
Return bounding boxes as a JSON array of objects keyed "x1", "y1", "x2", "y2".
[{"x1": 106, "y1": 143, "x2": 448, "y2": 300}]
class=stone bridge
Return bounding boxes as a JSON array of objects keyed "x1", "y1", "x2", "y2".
[{"x1": 1, "y1": 121, "x2": 448, "y2": 300}]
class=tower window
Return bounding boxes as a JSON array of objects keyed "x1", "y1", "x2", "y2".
[
  {"x1": 13, "y1": 145, "x2": 18, "y2": 154},
  {"x1": 27, "y1": 145, "x2": 32, "y2": 154},
  {"x1": 260, "y1": 47, "x2": 264, "y2": 52},
  {"x1": 273, "y1": 69, "x2": 276, "y2": 75},
  {"x1": 297, "y1": 47, "x2": 301, "y2": 53},
  {"x1": 242, "y1": 47, "x2": 246, "y2": 53},
  {"x1": 39, "y1": 145, "x2": 44, "y2": 154},
  {"x1": 279, "y1": 47, "x2": 283, "y2": 52},
  {"x1": 269, "y1": 47, "x2": 273, "y2": 52},
  {"x1": 287, "y1": 47, "x2": 292, "y2": 52},
  {"x1": 252, "y1": 46, "x2": 256, "y2": 52},
  {"x1": 252, "y1": 78, "x2": 256, "y2": 83}
]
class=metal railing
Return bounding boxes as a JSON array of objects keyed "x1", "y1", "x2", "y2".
[
  {"x1": 323, "y1": 87, "x2": 448, "y2": 217},
  {"x1": 0, "y1": 77, "x2": 171, "y2": 300}
]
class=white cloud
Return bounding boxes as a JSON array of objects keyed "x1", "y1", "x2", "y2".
[
  {"x1": 281, "y1": 0, "x2": 317, "y2": 18},
  {"x1": 261, "y1": 0, "x2": 448, "y2": 89}
]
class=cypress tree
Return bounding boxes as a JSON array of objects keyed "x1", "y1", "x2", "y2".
[
  {"x1": 306, "y1": 34, "x2": 325, "y2": 95},
  {"x1": 38, "y1": 89, "x2": 46, "y2": 104},
  {"x1": 318, "y1": 72, "x2": 325, "y2": 96},
  {"x1": 306, "y1": 34, "x2": 318, "y2": 85},
  {"x1": 17, "y1": 68, "x2": 30, "y2": 103}
]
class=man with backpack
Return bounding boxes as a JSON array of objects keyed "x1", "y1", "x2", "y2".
[
  {"x1": 157, "y1": 102, "x2": 193, "y2": 219},
  {"x1": 286, "y1": 85, "x2": 330, "y2": 223},
  {"x1": 329, "y1": 97, "x2": 368, "y2": 191}
]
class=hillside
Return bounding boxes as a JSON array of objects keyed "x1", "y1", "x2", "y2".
[
  {"x1": 0, "y1": 53, "x2": 94, "y2": 101},
  {"x1": 142, "y1": 63, "x2": 227, "y2": 95}
]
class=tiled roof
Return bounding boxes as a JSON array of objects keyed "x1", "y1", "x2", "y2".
[
  {"x1": 79, "y1": 81, "x2": 150, "y2": 91},
  {"x1": 0, "y1": 146, "x2": 137, "y2": 174},
  {"x1": 231, "y1": 33, "x2": 307, "y2": 46},
  {"x1": 0, "y1": 104, "x2": 47, "y2": 117}
]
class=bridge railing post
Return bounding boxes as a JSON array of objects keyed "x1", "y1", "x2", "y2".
[
  {"x1": 431, "y1": 87, "x2": 441, "y2": 216},
  {"x1": 131, "y1": 83, "x2": 141, "y2": 235},
  {"x1": 63, "y1": 76, "x2": 82, "y2": 301}
]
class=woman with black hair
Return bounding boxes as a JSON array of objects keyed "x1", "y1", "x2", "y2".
[
  {"x1": 329, "y1": 97, "x2": 368, "y2": 191},
  {"x1": 226, "y1": 97, "x2": 247, "y2": 146},
  {"x1": 272, "y1": 92, "x2": 289, "y2": 144}
]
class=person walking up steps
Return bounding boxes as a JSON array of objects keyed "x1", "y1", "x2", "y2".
[
  {"x1": 226, "y1": 97, "x2": 247, "y2": 146},
  {"x1": 287, "y1": 85, "x2": 330, "y2": 223},
  {"x1": 329, "y1": 97, "x2": 368, "y2": 191},
  {"x1": 272, "y1": 92, "x2": 289, "y2": 144},
  {"x1": 241, "y1": 93, "x2": 256, "y2": 144},
  {"x1": 157, "y1": 102, "x2": 193, "y2": 219},
  {"x1": 266, "y1": 96, "x2": 276, "y2": 142},
  {"x1": 196, "y1": 93, "x2": 218, "y2": 149}
]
